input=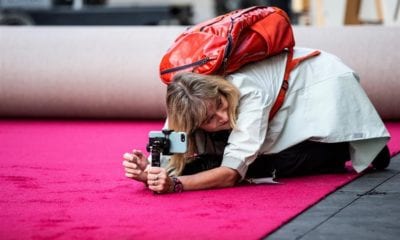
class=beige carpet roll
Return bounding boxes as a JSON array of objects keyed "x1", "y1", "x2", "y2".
[
  {"x1": 0, "y1": 26, "x2": 184, "y2": 119},
  {"x1": 294, "y1": 26, "x2": 400, "y2": 120},
  {"x1": 0, "y1": 26, "x2": 399, "y2": 119}
]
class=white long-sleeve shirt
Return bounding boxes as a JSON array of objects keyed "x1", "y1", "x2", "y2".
[{"x1": 214, "y1": 48, "x2": 390, "y2": 179}]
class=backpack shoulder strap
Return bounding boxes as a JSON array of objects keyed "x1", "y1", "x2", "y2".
[{"x1": 269, "y1": 50, "x2": 321, "y2": 121}]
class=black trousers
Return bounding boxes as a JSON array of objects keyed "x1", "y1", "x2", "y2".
[{"x1": 182, "y1": 141, "x2": 351, "y2": 179}]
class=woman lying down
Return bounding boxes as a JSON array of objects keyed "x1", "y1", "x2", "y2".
[{"x1": 122, "y1": 48, "x2": 390, "y2": 194}]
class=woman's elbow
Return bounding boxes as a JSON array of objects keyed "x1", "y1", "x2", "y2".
[{"x1": 221, "y1": 167, "x2": 240, "y2": 187}]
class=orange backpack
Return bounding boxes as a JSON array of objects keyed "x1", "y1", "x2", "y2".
[{"x1": 159, "y1": 6, "x2": 319, "y2": 120}]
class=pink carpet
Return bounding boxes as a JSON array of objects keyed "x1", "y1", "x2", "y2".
[{"x1": 0, "y1": 120, "x2": 399, "y2": 240}]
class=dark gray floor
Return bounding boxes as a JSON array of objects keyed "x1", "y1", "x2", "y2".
[{"x1": 266, "y1": 153, "x2": 400, "y2": 240}]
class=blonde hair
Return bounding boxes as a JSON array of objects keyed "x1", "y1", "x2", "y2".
[{"x1": 166, "y1": 72, "x2": 240, "y2": 175}]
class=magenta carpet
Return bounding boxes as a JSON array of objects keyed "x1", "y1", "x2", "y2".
[{"x1": 0, "y1": 120, "x2": 399, "y2": 240}]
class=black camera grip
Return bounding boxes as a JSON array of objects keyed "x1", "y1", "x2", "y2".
[{"x1": 151, "y1": 150, "x2": 161, "y2": 167}]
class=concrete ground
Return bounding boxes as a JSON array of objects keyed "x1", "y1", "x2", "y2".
[{"x1": 265, "y1": 153, "x2": 400, "y2": 240}]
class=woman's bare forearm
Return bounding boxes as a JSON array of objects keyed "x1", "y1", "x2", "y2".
[{"x1": 178, "y1": 166, "x2": 240, "y2": 191}]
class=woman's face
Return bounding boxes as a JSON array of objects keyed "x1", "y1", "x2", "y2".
[{"x1": 199, "y1": 94, "x2": 231, "y2": 132}]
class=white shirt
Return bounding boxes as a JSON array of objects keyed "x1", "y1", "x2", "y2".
[{"x1": 219, "y1": 48, "x2": 390, "y2": 179}]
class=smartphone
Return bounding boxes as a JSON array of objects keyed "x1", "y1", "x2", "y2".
[{"x1": 148, "y1": 130, "x2": 188, "y2": 154}]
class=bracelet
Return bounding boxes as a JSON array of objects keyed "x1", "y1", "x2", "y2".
[{"x1": 169, "y1": 176, "x2": 184, "y2": 193}]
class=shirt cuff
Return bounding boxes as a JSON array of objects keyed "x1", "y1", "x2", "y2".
[{"x1": 221, "y1": 157, "x2": 248, "y2": 181}]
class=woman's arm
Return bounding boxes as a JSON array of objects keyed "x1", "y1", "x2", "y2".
[
  {"x1": 179, "y1": 166, "x2": 240, "y2": 190},
  {"x1": 147, "y1": 166, "x2": 240, "y2": 193}
]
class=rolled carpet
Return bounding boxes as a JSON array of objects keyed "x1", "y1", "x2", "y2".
[{"x1": 1, "y1": 26, "x2": 399, "y2": 120}]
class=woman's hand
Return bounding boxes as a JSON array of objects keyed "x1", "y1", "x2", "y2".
[
  {"x1": 147, "y1": 167, "x2": 172, "y2": 194},
  {"x1": 122, "y1": 149, "x2": 149, "y2": 183}
]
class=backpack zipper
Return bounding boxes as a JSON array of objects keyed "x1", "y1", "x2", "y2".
[
  {"x1": 198, "y1": 6, "x2": 265, "y2": 31},
  {"x1": 160, "y1": 57, "x2": 212, "y2": 75}
]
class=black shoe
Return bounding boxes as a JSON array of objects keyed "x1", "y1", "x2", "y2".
[{"x1": 372, "y1": 145, "x2": 391, "y2": 170}]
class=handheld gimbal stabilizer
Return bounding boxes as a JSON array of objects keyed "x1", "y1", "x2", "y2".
[{"x1": 146, "y1": 129, "x2": 174, "y2": 167}]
